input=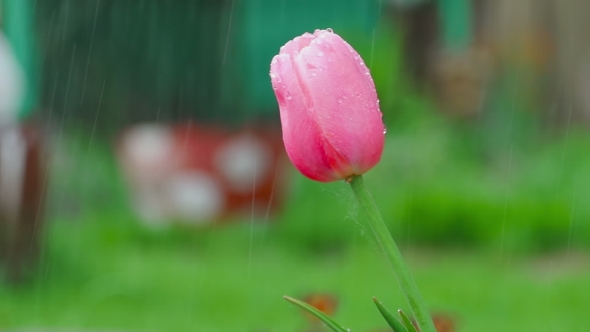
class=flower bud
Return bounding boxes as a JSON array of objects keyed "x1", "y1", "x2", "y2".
[{"x1": 270, "y1": 29, "x2": 384, "y2": 182}]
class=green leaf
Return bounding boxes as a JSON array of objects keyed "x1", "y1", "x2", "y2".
[
  {"x1": 398, "y1": 310, "x2": 419, "y2": 332},
  {"x1": 372, "y1": 297, "x2": 409, "y2": 332},
  {"x1": 283, "y1": 296, "x2": 350, "y2": 332}
]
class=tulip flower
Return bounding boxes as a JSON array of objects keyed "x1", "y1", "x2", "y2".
[
  {"x1": 269, "y1": 29, "x2": 384, "y2": 182},
  {"x1": 273, "y1": 30, "x2": 438, "y2": 332}
]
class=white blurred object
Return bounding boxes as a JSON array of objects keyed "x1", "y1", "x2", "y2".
[
  {"x1": 121, "y1": 124, "x2": 175, "y2": 181},
  {"x1": 214, "y1": 134, "x2": 272, "y2": 194},
  {"x1": 118, "y1": 124, "x2": 176, "y2": 224},
  {"x1": 0, "y1": 32, "x2": 25, "y2": 125},
  {"x1": 163, "y1": 171, "x2": 224, "y2": 223}
]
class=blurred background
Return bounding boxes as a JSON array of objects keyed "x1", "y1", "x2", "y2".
[{"x1": 1, "y1": 0, "x2": 590, "y2": 331}]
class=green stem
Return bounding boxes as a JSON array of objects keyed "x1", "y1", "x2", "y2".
[{"x1": 348, "y1": 175, "x2": 436, "y2": 332}]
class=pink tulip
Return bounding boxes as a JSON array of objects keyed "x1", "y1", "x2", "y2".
[{"x1": 270, "y1": 29, "x2": 385, "y2": 182}]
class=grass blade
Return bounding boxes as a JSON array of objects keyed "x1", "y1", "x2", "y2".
[
  {"x1": 283, "y1": 295, "x2": 349, "y2": 332},
  {"x1": 398, "y1": 310, "x2": 419, "y2": 332},
  {"x1": 372, "y1": 297, "x2": 409, "y2": 332}
]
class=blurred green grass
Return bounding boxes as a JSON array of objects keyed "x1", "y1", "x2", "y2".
[{"x1": 1, "y1": 218, "x2": 589, "y2": 331}]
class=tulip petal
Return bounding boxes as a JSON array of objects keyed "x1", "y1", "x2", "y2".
[
  {"x1": 279, "y1": 32, "x2": 315, "y2": 55},
  {"x1": 271, "y1": 53, "x2": 349, "y2": 182},
  {"x1": 299, "y1": 31, "x2": 384, "y2": 175}
]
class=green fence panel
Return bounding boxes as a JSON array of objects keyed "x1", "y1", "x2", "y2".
[
  {"x1": 438, "y1": 0, "x2": 473, "y2": 50},
  {"x1": 3, "y1": 0, "x2": 38, "y2": 120}
]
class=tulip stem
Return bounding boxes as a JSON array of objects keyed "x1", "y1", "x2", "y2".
[{"x1": 348, "y1": 175, "x2": 436, "y2": 332}]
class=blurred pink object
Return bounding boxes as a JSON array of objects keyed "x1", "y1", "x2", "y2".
[
  {"x1": 270, "y1": 29, "x2": 385, "y2": 182},
  {"x1": 117, "y1": 123, "x2": 287, "y2": 226}
]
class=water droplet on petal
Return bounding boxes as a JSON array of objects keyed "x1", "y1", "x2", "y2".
[
  {"x1": 383, "y1": 126, "x2": 388, "y2": 135},
  {"x1": 327, "y1": 58, "x2": 332, "y2": 63},
  {"x1": 270, "y1": 72, "x2": 276, "y2": 78},
  {"x1": 337, "y1": 97, "x2": 343, "y2": 104},
  {"x1": 286, "y1": 92, "x2": 292, "y2": 100},
  {"x1": 316, "y1": 39, "x2": 322, "y2": 45},
  {"x1": 271, "y1": 58, "x2": 278, "y2": 65},
  {"x1": 311, "y1": 72, "x2": 316, "y2": 77},
  {"x1": 317, "y1": 50, "x2": 323, "y2": 56},
  {"x1": 326, "y1": 28, "x2": 334, "y2": 33}
]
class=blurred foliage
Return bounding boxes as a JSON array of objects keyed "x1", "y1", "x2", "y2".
[{"x1": 48, "y1": 110, "x2": 590, "y2": 255}]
